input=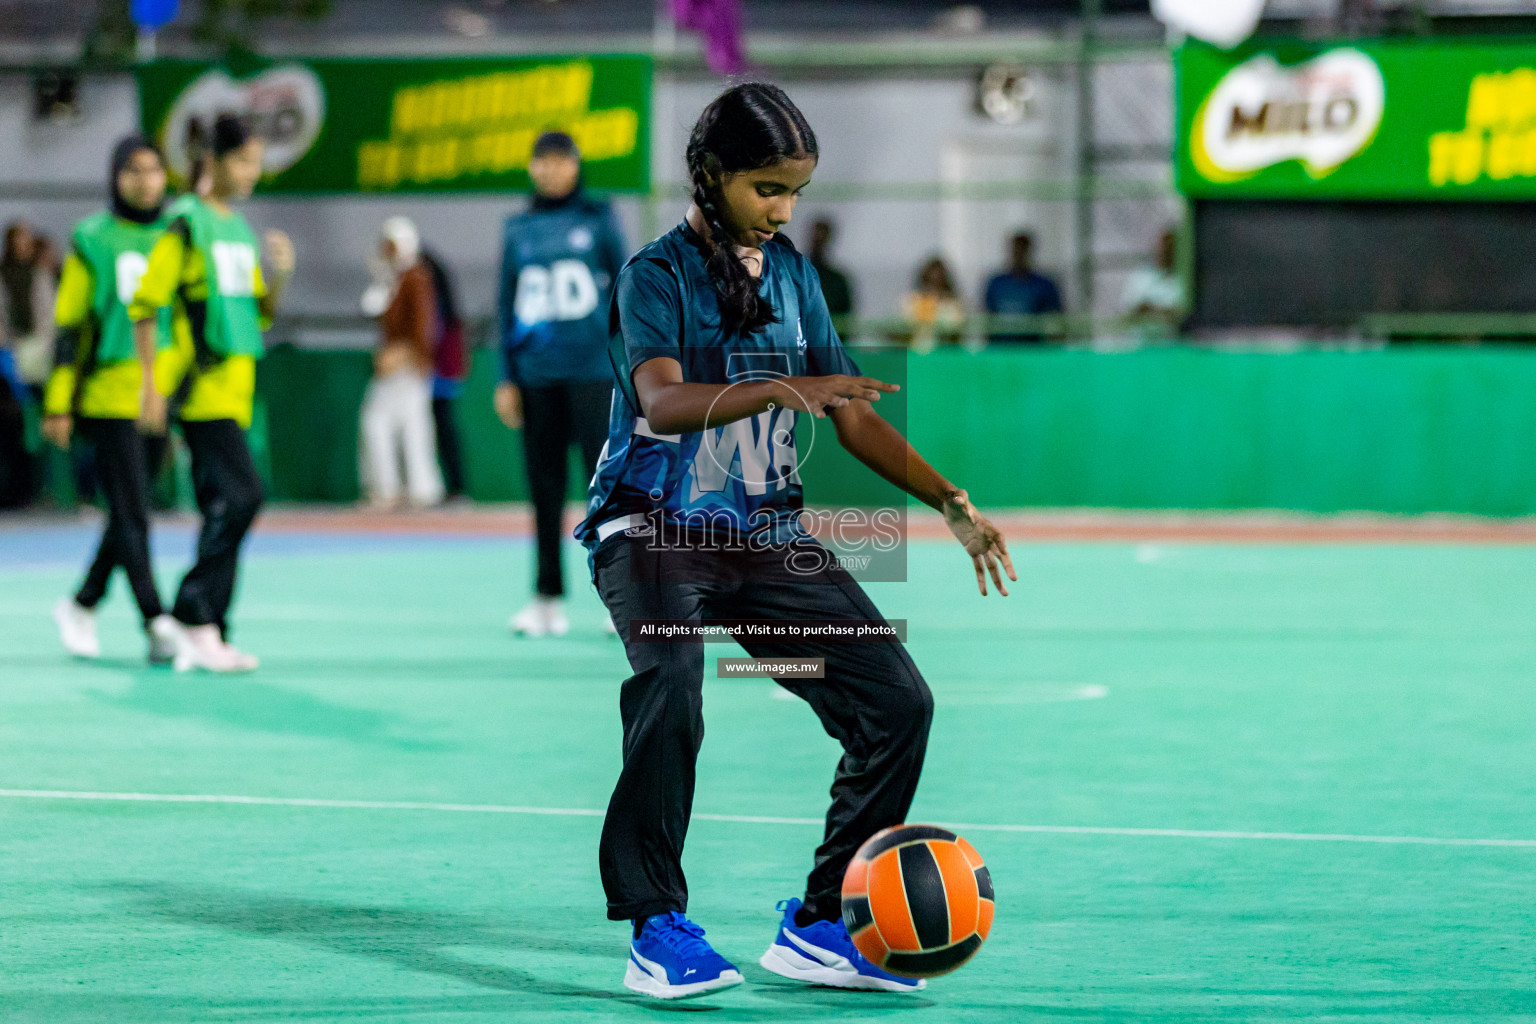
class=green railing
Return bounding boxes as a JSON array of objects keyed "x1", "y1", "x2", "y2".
[
  {"x1": 269, "y1": 311, "x2": 1536, "y2": 354},
  {"x1": 238, "y1": 342, "x2": 1536, "y2": 517}
]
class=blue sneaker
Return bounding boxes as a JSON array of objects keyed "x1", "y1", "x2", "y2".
[
  {"x1": 759, "y1": 897, "x2": 926, "y2": 993},
  {"x1": 624, "y1": 911, "x2": 744, "y2": 1000}
]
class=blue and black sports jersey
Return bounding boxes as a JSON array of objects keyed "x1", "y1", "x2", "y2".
[
  {"x1": 576, "y1": 220, "x2": 860, "y2": 552},
  {"x1": 498, "y1": 193, "x2": 628, "y2": 387}
]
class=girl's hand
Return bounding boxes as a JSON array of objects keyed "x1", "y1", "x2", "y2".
[
  {"x1": 264, "y1": 230, "x2": 296, "y2": 277},
  {"x1": 942, "y1": 489, "x2": 1016, "y2": 596},
  {"x1": 138, "y1": 386, "x2": 167, "y2": 436},
  {"x1": 494, "y1": 381, "x2": 524, "y2": 429},
  {"x1": 375, "y1": 343, "x2": 411, "y2": 378},
  {"x1": 772, "y1": 375, "x2": 899, "y2": 419},
  {"x1": 42, "y1": 414, "x2": 72, "y2": 449}
]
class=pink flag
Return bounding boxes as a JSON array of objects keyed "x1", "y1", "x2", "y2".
[{"x1": 671, "y1": 0, "x2": 747, "y2": 76}]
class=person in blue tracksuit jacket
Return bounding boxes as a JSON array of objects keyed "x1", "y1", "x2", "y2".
[{"x1": 495, "y1": 131, "x2": 628, "y2": 637}]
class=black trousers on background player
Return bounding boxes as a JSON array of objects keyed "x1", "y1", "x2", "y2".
[
  {"x1": 521, "y1": 380, "x2": 611, "y2": 598},
  {"x1": 432, "y1": 395, "x2": 467, "y2": 499},
  {"x1": 593, "y1": 534, "x2": 934, "y2": 923},
  {"x1": 74, "y1": 417, "x2": 164, "y2": 625},
  {"x1": 172, "y1": 418, "x2": 264, "y2": 636}
]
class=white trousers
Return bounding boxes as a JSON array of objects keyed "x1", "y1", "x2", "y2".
[{"x1": 360, "y1": 370, "x2": 444, "y2": 507}]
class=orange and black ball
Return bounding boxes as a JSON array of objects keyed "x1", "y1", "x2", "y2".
[{"x1": 841, "y1": 824, "x2": 994, "y2": 978}]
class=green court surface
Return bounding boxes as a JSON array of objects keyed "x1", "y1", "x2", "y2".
[{"x1": 4, "y1": 519, "x2": 1536, "y2": 1022}]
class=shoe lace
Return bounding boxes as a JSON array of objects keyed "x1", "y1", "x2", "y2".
[{"x1": 647, "y1": 913, "x2": 712, "y2": 958}]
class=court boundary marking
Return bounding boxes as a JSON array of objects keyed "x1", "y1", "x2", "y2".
[
  {"x1": 14, "y1": 506, "x2": 1536, "y2": 546},
  {"x1": 252, "y1": 509, "x2": 1536, "y2": 545},
  {"x1": 4, "y1": 788, "x2": 1534, "y2": 849}
]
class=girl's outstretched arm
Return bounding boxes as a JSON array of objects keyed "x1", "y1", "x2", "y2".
[
  {"x1": 632, "y1": 356, "x2": 897, "y2": 436},
  {"x1": 830, "y1": 399, "x2": 1016, "y2": 597}
]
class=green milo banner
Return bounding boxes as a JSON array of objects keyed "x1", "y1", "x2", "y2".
[
  {"x1": 135, "y1": 55, "x2": 651, "y2": 194},
  {"x1": 1176, "y1": 39, "x2": 1536, "y2": 199}
]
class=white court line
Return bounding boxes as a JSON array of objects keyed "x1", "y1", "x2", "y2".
[
  {"x1": 0, "y1": 789, "x2": 605, "y2": 818},
  {"x1": 3, "y1": 788, "x2": 1535, "y2": 849}
]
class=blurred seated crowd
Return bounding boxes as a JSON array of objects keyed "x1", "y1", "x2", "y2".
[{"x1": 808, "y1": 218, "x2": 1185, "y2": 350}]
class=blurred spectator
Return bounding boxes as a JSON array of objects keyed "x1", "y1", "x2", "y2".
[
  {"x1": 421, "y1": 248, "x2": 469, "y2": 502},
  {"x1": 808, "y1": 218, "x2": 855, "y2": 330},
  {"x1": 1, "y1": 221, "x2": 57, "y2": 388},
  {"x1": 0, "y1": 221, "x2": 51, "y2": 506},
  {"x1": 983, "y1": 231, "x2": 1062, "y2": 344},
  {"x1": 359, "y1": 216, "x2": 444, "y2": 509},
  {"x1": 34, "y1": 233, "x2": 62, "y2": 283},
  {"x1": 1119, "y1": 227, "x2": 1185, "y2": 343},
  {"x1": 1, "y1": 222, "x2": 38, "y2": 332},
  {"x1": 902, "y1": 256, "x2": 965, "y2": 353},
  {"x1": 30, "y1": 233, "x2": 69, "y2": 504},
  {"x1": 0, "y1": 357, "x2": 28, "y2": 507}
]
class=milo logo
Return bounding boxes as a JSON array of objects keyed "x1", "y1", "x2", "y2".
[
  {"x1": 1191, "y1": 48, "x2": 1384, "y2": 181},
  {"x1": 160, "y1": 64, "x2": 326, "y2": 182}
]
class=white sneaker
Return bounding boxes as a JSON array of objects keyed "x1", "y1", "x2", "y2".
[
  {"x1": 509, "y1": 596, "x2": 567, "y2": 638},
  {"x1": 54, "y1": 598, "x2": 100, "y2": 659},
  {"x1": 147, "y1": 615, "x2": 183, "y2": 666},
  {"x1": 509, "y1": 600, "x2": 547, "y2": 637},
  {"x1": 173, "y1": 623, "x2": 243, "y2": 673},
  {"x1": 220, "y1": 641, "x2": 260, "y2": 672}
]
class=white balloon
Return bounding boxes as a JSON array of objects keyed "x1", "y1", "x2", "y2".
[{"x1": 1152, "y1": 0, "x2": 1266, "y2": 49}]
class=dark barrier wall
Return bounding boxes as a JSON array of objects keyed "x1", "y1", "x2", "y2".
[{"x1": 258, "y1": 345, "x2": 1536, "y2": 516}]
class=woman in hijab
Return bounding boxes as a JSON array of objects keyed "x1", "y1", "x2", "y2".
[
  {"x1": 46, "y1": 136, "x2": 180, "y2": 663},
  {"x1": 359, "y1": 215, "x2": 444, "y2": 509}
]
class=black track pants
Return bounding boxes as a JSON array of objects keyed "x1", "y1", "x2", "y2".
[
  {"x1": 520, "y1": 381, "x2": 611, "y2": 598},
  {"x1": 74, "y1": 418, "x2": 164, "y2": 624},
  {"x1": 432, "y1": 396, "x2": 467, "y2": 498},
  {"x1": 592, "y1": 535, "x2": 933, "y2": 923},
  {"x1": 172, "y1": 419, "x2": 263, "y2": 634}
]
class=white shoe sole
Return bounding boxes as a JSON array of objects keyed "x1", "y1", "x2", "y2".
[
  {"x1": 623, "y1": 960, "x2": 743, "y2": 1000},
  {"x1": 223, "y1": 649, "x2": 260, "y2": 671},
  {"x1": 759, "y1": 940, "x2": 926, "y2": 993},
  {"x1": 509, "y1": 616, "x2": 547, "y2": 638},
  {"x1": 173, "y1": 651, "x2": 252, "y2": 674}
]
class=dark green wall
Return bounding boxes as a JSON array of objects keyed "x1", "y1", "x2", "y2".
[{"x1": 257, "y1": 346, "x2": 1536, "y2": 516}]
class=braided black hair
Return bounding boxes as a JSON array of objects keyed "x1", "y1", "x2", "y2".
[{"x1": 686, "y1": 83, "x2": 817, "y2": 335}]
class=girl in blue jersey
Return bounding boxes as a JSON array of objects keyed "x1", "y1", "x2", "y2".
[
  {"x1": 496, "y1": 131, "x2": 628, "y2": 637},
  {"x1": 579, "y1": 84, "x2": 1016, "y2": 1000}
]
